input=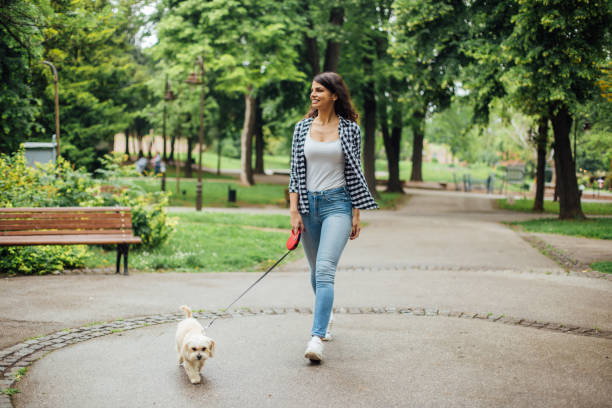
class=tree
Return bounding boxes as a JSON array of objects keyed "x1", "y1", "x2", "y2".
[
  {"x1": 32, "y1": 0, "x2": 151, "y2": 170},
  {"x1": 0, "y1": 0, "x2": 49, "y2": 152},
  {"x1": 390, "y1": 0, "x2": 467, "y2": 182},
  {"x1": 373, "y1": 0, "x2": 406, "y2": 193},
  {"x1": 501, "y1": 0, "x2": 611, "y2": 219},
  {"x1": 302, "y1": 0, "x2": 346, "y2": 77},
  {"x1": 154, "y1": 0, "x2": 305, "y2": 185}
]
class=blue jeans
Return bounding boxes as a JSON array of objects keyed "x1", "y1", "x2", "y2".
[{"x1": 301, "y1": 186, "x2": 352, "y2": 338}]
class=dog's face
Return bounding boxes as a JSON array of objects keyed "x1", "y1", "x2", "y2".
[{"x1": 183, "y1": 334, "x2": 215, "y2": 362}]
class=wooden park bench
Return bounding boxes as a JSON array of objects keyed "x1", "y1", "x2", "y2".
[{"x1": 0, "y1": 207, "x2": 142, "y2": 275}]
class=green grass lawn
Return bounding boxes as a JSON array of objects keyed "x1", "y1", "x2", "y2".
[
  {"x1": 498, "y1": 198, "x2": 612, "y2": 215},
  {"x1": 162, "y1": 166, "x2": 235, "y2": 180},
  {"x1": 172, "y1": 152, "x2": 290, "y2": 171},
  {"x1": 84, "y1": 189, "x2": 403, "y2": 272},
  {"x1": 126, "y1": 177, "x2": 404, "y2": 210},
  {"x1": 129, "y1": 178, "x2": 287, "y2": 207},
  {"x1": 374, "y1": 160, "x2": 501, "y2": 183},
  {"x1": 163, "y1": 153, "x2": 514, "y2": 187},
  {"x1": 85, "y1": 212, "x2": 302, "y2": 272},
  {"x1": 510, "y1": 218, "x2": 612, "y2": 240},
  {"x1": 591, "y1": 261, "x2": 612, "y2": 274}
]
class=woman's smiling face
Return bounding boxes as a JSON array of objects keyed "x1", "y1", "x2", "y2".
[{"x1": 310, "y1": 81, "x2": 336, "y2": 109}]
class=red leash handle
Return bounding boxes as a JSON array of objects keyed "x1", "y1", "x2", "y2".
[{"x1": 286, "y1": 229, "x2": 301, "y2": 250}]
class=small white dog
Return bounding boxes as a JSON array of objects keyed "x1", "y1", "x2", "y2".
[{"x1": 175, "y1": 305, "x2": 215, "y2": 384}]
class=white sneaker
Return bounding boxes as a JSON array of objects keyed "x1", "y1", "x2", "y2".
[
  {"x1": 323, "y1": 311, "x2": 334, "y2": 341},
  {"x1": 304, "y1": 336, "x2": 324, "y2": 361}
]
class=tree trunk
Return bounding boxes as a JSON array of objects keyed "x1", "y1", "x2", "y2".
[
  {"x1": 362, "y1": 83, "x2": 378, "y2": 198},
  {"x1": 186, "y1": 137, "x2": 193, "y2": 178},
  {"x1": 550, "y1": 105, "x2": 585, "y2": 219},
  {"x1": 124, "y1": 129, "x2": 130, "y2": 158},
  {"x1": 387, "y1": 107, "x2": 403, "y2": 192},
  {"x1": 169, "y1": 128, "x2": 176, "y2": 162},
  {"x1": 240, "y1": 90, "x2": 256, "y2": 186},
  {"x1": 323, "y1": 7, "x2": 344, "y2": 73},
  {"x1": 254, "y1": 97, "x2": 264, "y2": 174},
  {"x1": 138, "y1": 134, "x2": 144, "y2": 158},
  {"x1": 303, "y1": 1, "x2": 320, "y2": 77},
  {"x1": 552, "y1": 140, "x2": 560, "y2": 202},
  {"x1": 162, "y1": 103, "x2": 167, "y2": 160},
  {"x1": 380, "y1": 100, "x2": 403, "y2": 193},
  {"x1": 410, "y1": 110, "x2": 425, "y2": 182},
  {"x1": 533, "y1": 117, "x2": 548, "y2": 212}
]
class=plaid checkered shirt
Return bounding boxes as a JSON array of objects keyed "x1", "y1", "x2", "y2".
[{"x1": 289, "y1": 116, "x2": 379, "y2": 214}]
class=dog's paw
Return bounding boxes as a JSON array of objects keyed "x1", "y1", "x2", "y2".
[{"x1": 190, "y1": 376, "x2": 201, "y2": 384}]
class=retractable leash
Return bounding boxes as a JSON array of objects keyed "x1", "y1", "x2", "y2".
[{"x1": 204, "y1": 229, "x2": 301, "y2": 329}]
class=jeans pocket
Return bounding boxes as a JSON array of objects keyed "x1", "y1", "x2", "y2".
[{"x1": 325, "y1": 191, "x2": 349, "y2": 203}]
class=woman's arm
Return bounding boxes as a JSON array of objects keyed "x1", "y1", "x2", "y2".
[
  {"x1": 288, "y1": 122, "x2": 301, "y2": 194},
  {"x1": 350, "y1": 208, "x2": 360, "y2": 240},
  {"x1": 289, "y1": 192, "x2": 303, "y2": 234},
  {"x1": 288, "y1": 122, "x2": 304, "y2": 233}
]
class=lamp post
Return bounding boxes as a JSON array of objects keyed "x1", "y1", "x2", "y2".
[
  {"x1": 186, "y1": 56, "x2": 205, "y2": 211},
  {"x1": 573, "y1": 117, "x2": 591, "y2": 167},
  {"x1": 42, "y1": 61, "x2": 60, "y2": 158},
  {"x1": 162, "y1": 76, "x2": 177, "y2": 191}
]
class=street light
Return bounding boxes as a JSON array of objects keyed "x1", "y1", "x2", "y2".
[
  {"x1": 42, "y1": 61, "x2": 60, "y2": 158},
  {"x1": 161, "y1": 75, "x2": 177, "y2": 191},
  {"x1": 185, "y1": 55, "x2": 205, "y2": 211}
]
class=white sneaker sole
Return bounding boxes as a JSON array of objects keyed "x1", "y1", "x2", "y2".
[{"x1": 304, "y1": 350, "x2": 322, "y2": 361}]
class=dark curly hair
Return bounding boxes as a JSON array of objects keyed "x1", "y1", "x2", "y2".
[{"x1": 305, "y1": 72, "x2": 359, "y2": 123}]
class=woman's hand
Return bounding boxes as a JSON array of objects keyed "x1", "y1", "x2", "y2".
[
  {"x1": 350, "y1": 211, "x2": 360, "y2": 240},
  {"x1": 290, "y1": 210, "x2": 304, "y2": 234}
]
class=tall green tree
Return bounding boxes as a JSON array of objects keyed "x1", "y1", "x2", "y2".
[
  {"x1": 390, "y1": 0, "x2": 467, "y2": 182},
  {"x1": 33, "y1": 0, "x2": 151, "y2": 170},
  {"x1": 154, "y1": 0, "x2": 305, "y2": 185},
  {"x1": 500, "y1": 0, "x2": 611, "y2": 219},
  {"x1": 0, "y1": 0, "x2": 49, "y2": 152},
  {"x1": 373, "y1": 0, "x2": 406, "y2": 193}
]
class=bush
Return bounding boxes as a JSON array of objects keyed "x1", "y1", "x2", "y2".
[
  {"x1": 0, "y1": 149, "x2": 96, "y2": 208},
  {"x1": 0, "y1": 150, "x2": 174, "y2": 275},
  {"x1": 0, "y1": 245, "x2": 89, "y2": 275},
  {"x1": 81, "y1": 152, "x2": 176, "y2": 249}
]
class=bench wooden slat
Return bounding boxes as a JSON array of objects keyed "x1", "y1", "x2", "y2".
[
  {"x1": 0, "y1": 207, "x2": 141, "y2": 275},
  {"x1": 0, "y1": 229, "x2": 129, "y2": 236},
  {"x1": 0, "y1": 235, "x2": 142, "y2": 246},
  {"x1": 0, "y1": 220, "x2": 132, "y2": 231},
  {"x1": 0, "y1": 212, "x2": 131, "y2": 220},
  {"x1": 0, "y1": 207, "x2": 132, "y2": 213}
]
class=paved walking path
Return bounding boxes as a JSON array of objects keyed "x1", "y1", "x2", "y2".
[{"x1": 1, "y1": 190, "x2": 611, "y2": 408}]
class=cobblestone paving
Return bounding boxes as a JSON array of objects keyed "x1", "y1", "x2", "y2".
[
  {"x1": 1, "y1": 306, "x2": 611, "y2": 407},
  {"x1": 48, "y1": 262, "x2": 611, "y2": 280}
]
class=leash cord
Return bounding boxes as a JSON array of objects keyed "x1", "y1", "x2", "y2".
[{"x1": 205, "y1": 249, "x2": 291, "y2": 329}]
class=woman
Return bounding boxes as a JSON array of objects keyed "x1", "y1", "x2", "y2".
[{"x1": 288, "y1": 72, "x2": 379, "y2": 362}]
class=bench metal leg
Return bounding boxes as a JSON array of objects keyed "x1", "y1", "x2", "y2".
[
  {"x1": 123, "y1": 244, "x2": 129, "y2": 276},
  {"x1": 116, "y1": 244, "x2": 129, "y2": 276},
  {"x1": 116, "y1": 245, "x2": 122, "y2": 274}
]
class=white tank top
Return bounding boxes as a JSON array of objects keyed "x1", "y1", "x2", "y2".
[{"x1": 304, "y1": 131, "x2": 346, "y2": 192}]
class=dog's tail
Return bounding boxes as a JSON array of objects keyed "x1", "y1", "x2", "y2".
[{"x1": 180, "y1": 305, "x2": 192, "y2": 318}]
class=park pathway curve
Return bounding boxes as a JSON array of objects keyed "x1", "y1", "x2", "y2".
[{"x1": 1, "y1": 190, "x2": 611, "y2": 408}]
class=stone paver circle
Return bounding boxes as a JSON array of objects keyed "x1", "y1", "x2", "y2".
[{"x1": 2, "y1": 305, "x2": 611, "y2": 407}]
